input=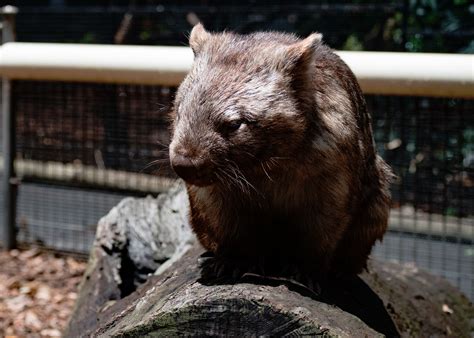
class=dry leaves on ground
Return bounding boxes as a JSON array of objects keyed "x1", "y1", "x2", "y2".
[{"x1": 0, "y1": 248, "x2": 86, "y2": 337}]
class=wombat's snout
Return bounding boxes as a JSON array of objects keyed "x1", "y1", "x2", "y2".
[{"x1": 170, "y1": 152, "x2": 214, "y2": 187}]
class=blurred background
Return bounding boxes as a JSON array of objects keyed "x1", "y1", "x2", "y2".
[{"x1": 0, "y1": 0, "x2": 472, "y2": 334}]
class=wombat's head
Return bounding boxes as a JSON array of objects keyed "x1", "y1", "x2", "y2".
[{"x1": 169, "y1": 24, "x2": 323, "y2": 188}]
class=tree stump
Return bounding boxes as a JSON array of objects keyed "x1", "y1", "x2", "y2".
[{"x1": 66, "y1": 183, "x2": 473, "y2": 337}]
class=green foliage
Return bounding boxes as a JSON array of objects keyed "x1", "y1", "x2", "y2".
[
  {"x1": 139, "y1": 31, "x2": 151, "y2": 41},
  {"x1": 79, "y1": 32, "x2": 96, "y2": 44},
  {"x1": 342, "y1": 34, "x2": 364, "y2": 51},
  {"x1": 402, "y1": 0, "x2": 473, "y2": 52}
]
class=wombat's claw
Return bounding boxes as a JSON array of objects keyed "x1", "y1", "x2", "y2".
[
  {"x1": 290, "y1": 268, "x2": 322, "y2": 296},
  {"x1": 301, "y1": 275, "x2": 321, "y2": 296},
  {"x1": 197, "y1": 251, "x2": 215, "y2": 266},
  {"x1": 198, "y1": 254, "x2": 246, "y2": 283},
  {"x1": 268, "y1": 261, "x2": 321, "y2": 297},
  {"x1": 231, "y1": 267, "x2": 242, "y2": 280},
  {"x1": 247, "y1": 257, "x2": 266, "y2": 276},
  {"x1": 239, "y1": 272, "x2": 321, "y2": 300},
  {"x1": 200, "y1": 251, "x2": 215, "y2": 258},
  {"x1": 215, "y1": 260, "x2": 229, "y2": 278}
]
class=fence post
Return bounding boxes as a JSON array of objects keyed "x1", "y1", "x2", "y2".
[{"x1": 1, "y1": 5, "x2": 18, "y2": 250}]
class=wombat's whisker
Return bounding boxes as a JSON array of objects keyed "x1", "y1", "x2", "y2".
[
  {"x1": 229, "y1": 167, "x2": 248, "y2": 194},
  {"x1": 214, "y1": 170, "x2": 225, "y2": 185},
  {"x1": 140, "y1": 159, "x2": 170, "y2": 173},
  {"x1": 223, "y1": 159, "x2": 258, "y2": 195},
  {"x1": 220, "y1": 167, "x2": 244, "y2": 193},
  {"x1": 261, "y1": 162, "x2": 274, "y2": 182},
  {"x1": 242, "y1": 150, "x2": 257, "y2": 159},
  {"x1": 155, "y1": 140, "x2": 170, "y2": 148},
  {"x1": 235, "y1": 166, "x2": 258, "y2": 195}
]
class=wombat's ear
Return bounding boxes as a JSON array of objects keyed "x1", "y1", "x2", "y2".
[
  {"x1": 278, "y1": 32, "x2": 323, "y2": 72},
  {"x1": 189, "y1": 23, "x2": 211, "y2": 56},
  {"x1": 293, "y1": 32, "x2": 323, "y2": 55}
]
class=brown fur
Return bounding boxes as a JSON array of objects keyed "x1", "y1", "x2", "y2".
[{"x1": 169, "y1": 24, "x2": 393, "y2": 278}]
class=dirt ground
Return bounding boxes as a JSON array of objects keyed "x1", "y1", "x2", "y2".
[{"x1": 0, "y1": 248, "x2": 86, "y2": 337}]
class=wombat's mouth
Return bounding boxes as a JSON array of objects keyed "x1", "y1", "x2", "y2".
[{"x1": 182, "y1": 175, "x2": 215, "y2": 187}]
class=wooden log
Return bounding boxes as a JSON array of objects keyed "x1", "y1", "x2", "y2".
[
  {"x1": 65, "y1": 183, "x2": 196, "y2": 335},
  {"x1": 66, "y1": 183, "x2": 473, "y2": 337}
]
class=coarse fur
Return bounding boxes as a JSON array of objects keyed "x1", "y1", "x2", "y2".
[{"x1": 169, "y1": 24, "x2": 393, "y2": 279}]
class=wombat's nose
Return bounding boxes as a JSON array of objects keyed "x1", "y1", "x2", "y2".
[
  {"x1": 170, "y1": 154, "x2": 212, "y2": 186},
  {"x1": 171, "y1": 154, "x2": 195, "y2": 179}
]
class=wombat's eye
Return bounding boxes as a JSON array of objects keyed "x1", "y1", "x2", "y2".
[{"x1": 221, "y1": 119, "x2": 245, "y2": 135}]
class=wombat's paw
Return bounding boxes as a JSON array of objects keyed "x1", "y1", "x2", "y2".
[
  {"x1": 197, "y1": 253, "x2": 322, "y2": 299},
  {"x1": 198, "y1": 252, "x2": 249, "y2": 284}
]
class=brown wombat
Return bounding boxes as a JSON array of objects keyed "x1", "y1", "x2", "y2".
[{"x1": 169, "y1": 24, "x2": 392, "y2": 283}]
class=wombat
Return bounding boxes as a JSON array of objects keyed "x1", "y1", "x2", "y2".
[{"x1": 169, "y1": 24, "x2": 392, "y2": 287}]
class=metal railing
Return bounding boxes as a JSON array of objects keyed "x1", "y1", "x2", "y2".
[{"x1": 0, "y1": 42, "x2": 473, "y2": 98}]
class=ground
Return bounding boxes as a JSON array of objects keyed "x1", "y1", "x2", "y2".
[{"x1": 0, "y1": 248, "x2": 86, "y2": 337}]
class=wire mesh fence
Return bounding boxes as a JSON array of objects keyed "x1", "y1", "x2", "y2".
[
  {"x1": 368, "y1": 95, "x2": 474, "y2": 301},
  {"x1": 2, "y1": 79, "x2": 472, "y2": 299},
  {"x1": 14, "y1": 3, "x2": 404, "y2": 50}
]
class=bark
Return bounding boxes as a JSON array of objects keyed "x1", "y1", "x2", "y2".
[{"x1": 66, "y1": 183, "x2": 473, "y2": 337}]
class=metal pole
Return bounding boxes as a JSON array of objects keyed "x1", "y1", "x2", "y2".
[{"x1": 1, "y1": 5, "x2": 18, "y2": 250}]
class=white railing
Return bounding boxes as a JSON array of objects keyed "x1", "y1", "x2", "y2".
[{"x1": 0, "y1": 42, "x2": 473, "y2": 98}]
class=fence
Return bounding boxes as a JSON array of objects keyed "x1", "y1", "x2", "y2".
[{"x1": 1, "y1": 8, "x2": 473, "y2": 300}]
